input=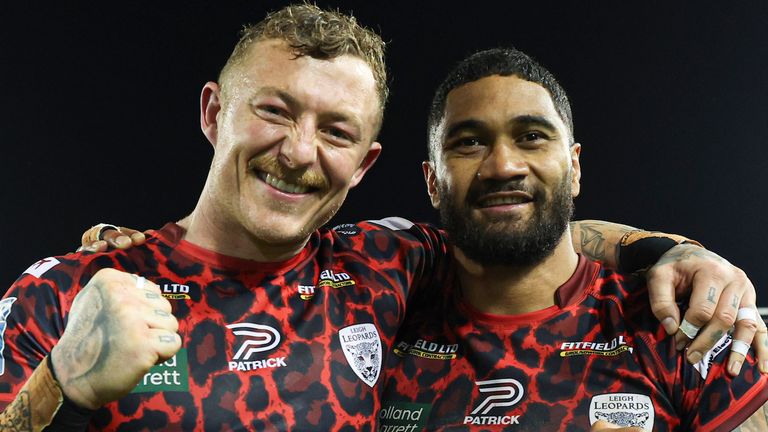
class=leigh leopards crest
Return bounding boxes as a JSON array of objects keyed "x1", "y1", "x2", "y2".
[{"x1": 339, "y1": 323, "x2": 382, "y2": 387}]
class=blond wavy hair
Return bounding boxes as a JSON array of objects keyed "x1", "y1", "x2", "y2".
[{"x1": 219, "y1": 3, "x2": 388, "y2": 126}]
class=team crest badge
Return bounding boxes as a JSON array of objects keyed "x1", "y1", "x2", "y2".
[
  {"x1": 339, "y1": 323, "x2": 382, "y2": 387},
  {"x1": 589, "y1": 393, "x2": 654, "y2": 430},
  {"x1": 0, "y1": 297, "x2": 18, "y2": 375}
]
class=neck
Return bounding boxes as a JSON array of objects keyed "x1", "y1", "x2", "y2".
[
  {"x1": 183, "y1": 196, "x2": 308, "y2": 263},
  {"x1": 457, "y1": 229, "x2": 579, "y2": 315}
]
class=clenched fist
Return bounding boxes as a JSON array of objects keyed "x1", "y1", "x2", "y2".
[{"x1": 50, "y1": 268, "x2": 181, "y2": 409}]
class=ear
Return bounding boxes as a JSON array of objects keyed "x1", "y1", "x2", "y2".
[
  {"x1": 349, "y1": 142, "x2": 382, "y2": 188},
  {"x1": 570, "y1": 143, "x2": 582, "y2": 197},
  {"x1": 422, "y1": 161, "x2": 441, "y2": 209},
  {"x1": 200, "y1": 82, "x2": 222, "y2": 148}
]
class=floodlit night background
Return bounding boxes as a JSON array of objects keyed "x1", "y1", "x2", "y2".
[{"x1": 2, "y1": 1, "x2": 767, "y2": 304}]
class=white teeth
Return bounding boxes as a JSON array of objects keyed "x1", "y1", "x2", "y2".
[
  {"x1": 483, "y1": 196, "x2": 528, "y2": 206},
  {"x1": 262, "y1": 173, "x2": 310, "y2": 194}
]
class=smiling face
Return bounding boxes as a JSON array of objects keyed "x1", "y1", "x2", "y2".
[
  {"x1": 197, "y1": 39, "x2": 381, "y2": 257},
  {"x1": 424, "y1": 75, "x2": 581, "y2": 266}
]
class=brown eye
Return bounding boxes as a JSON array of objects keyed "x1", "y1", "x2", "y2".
[
  {"x1": 458, "y1": 137, "x2": 482, "y2": 147},
  {"x1": 521, "y1": 132, "x2": 545, "y2": 141}
]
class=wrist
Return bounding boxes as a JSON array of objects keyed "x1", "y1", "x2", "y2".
[
  {"x1": 49, "y1": 346, "x2": 100, "y2": 411},
  {"x1": 618, "y1": 231, "x2": 703, "y2": 273},
  {"x1": 45, "y1": 354, "x2": 96, "y2": 430}
]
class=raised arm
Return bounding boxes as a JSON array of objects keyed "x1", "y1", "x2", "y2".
[{"x1": 0, "y1": 269, "x2": 181, "y2": 431}]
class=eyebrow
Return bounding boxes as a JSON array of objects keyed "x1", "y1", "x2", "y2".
[
  {"x1": 444, "y1": 115, "x2": 559, "y2": 141},
  {"x1": 510, "y1": 115, "x2": 559, "y2": 133}
]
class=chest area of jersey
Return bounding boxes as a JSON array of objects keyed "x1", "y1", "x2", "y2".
[
  {"x1": 382, "y1": 316, "x2": 662, "y2": 430},
  {"x1": 93, "y1": 266, "x2": 403, "y2": 430}
]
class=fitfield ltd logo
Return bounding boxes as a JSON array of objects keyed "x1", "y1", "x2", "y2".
[
  {"x1": 227, "y1": 323, "x2": 287, "y2": 371},
  {"x1": 393, "y1": 338, "x2": 458, "y2": 360},
  {"x1": 559, "y1": 335, "x2": 633, "y2": 357},
  {"x1": 161, "y1": 283, "x2": 191, "y2": 300},
  {"x1": 318, "y1": 269, "x2": 355, "y2": 289},
  {"x1": 464, "y1": 379, "x2": 525, "y2": 426},
  {"x1": 297, "y1": 285, "x2": 316, "y2": 300}
]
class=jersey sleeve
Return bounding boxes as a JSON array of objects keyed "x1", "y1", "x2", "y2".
[
  {"x1": 678, "y1": 334, "x2": 768, "y2": 431},
  {"x1": 354, "y1": 217, "x2": 452, "y2": 300},
  {"x1": 0, "y1": 257, "x2": 83, "y2": 410},
  {"x1": 614, "y1": 272, "x2": 768, "y2": 431}
]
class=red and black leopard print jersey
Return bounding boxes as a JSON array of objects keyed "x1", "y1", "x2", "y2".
[
  {"x1": 380, "y1": 255, "x2": 768, "y2": 431},
  {"x1": 0, "y1": 219, "x2": 451, "y2": 431}
]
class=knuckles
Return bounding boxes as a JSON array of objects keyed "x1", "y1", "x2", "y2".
[
  {"x1": 713, "y1": 307, "x2": 738, "y2": 328},
  {"x1": 736, "y1": 317, "x2": 760, "y2": 334},
  {"x1": 687, "y1": 302, "x2": 717, "y2": 325}
]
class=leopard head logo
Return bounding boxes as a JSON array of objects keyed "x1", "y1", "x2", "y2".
[{"x1": 345, "y1": 341, "x2": 380, "y2": 382}]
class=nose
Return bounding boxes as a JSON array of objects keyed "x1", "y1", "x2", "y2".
[
  {"x1": 278, "y1": 119, "x2": 318, "y2": 169},
  {"x1": 476, "y1": 140, "x2": 529, "y2": 181}
]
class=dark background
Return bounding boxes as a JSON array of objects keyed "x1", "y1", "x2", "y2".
[{"x1": 2, "y1": 1, "x2": 766, "y2": 301}]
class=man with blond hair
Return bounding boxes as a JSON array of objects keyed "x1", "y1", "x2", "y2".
[{"x1": 0, "y1": 4, "x2": 760, "y2": 431}]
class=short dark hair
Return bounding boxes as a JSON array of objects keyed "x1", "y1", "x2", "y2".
[{"x1": 427, "y1": 47, "x2": 573, "y2": 160}]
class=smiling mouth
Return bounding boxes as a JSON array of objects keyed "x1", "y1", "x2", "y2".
[
  {"x1": 478, "y1": 195, "x2": 532, "y2": 208},
  {"x1": 257, "y1": 172, "x2": 312, "y2": 194}
]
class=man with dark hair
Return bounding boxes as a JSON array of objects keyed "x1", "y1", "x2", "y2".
[
  {"x1": 0, "y1": 5, "x2": 760, "y2": 430},
  {"x1": 380, "y1": 47, "x2": 768, "y2": 431}
]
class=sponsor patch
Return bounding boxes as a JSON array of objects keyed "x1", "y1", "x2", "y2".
[
  {"x1": 23, "y1": 258, "x2": 60, "y2": 278},
  {"x1": 227, "y1": 323, "x2": 286, "y2": 371},
  {"x1": 464, "y1": 378, "x2": 525, "y2": 425},
  {"x1": 319, "y1": 269, "x2": 355, "y2": 289},
  {"x1": 693, "y1": 333, "x2": 732, "y2": 379},
  {"x1": 0, "y1": 297, "x2": 18, "y2": 376},
  {"x1": 339, "y1": 323, "x2": 382, "y2": 387},
  {"x1": 161, "y1": 283, "x2": 191, "y2": 300},
  {"x1": 589, "y1": 393, "x2": 654, "y2": 429},
  {"x1": 132, "y1": 348, "x2": 189, "y2": 393},
  {"x1": 393, "y1": 338, "x2": 458, "y2": 360},
  {"x1": 298, "y1": 285, "x2": 316, "y2": 300},
  {"x1": 559, "y1": 335, "x2": 633, "y2": 357},
  {"x1": 378, "y1": 401, "x2": 432, "y2": 432},
  {"x1": 332, "y1": 223, "x2": 360, "y2": 236}
]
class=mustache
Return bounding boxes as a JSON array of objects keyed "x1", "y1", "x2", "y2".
[
  {"x1": 247, "y1": 155, "x2": 329, "y2": 190},
  {"x1": 466, "y1": 179, "x2": 539, "y2": 203}
]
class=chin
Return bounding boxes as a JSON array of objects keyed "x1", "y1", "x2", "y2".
[{"x1": 246, "y1": 220, "x2": 310, "y2": 245}]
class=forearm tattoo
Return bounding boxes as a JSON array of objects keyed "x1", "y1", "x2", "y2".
[
  {"x1": 0, "y1": 356, "x2": 65, "y2": 431},
  {"x1": 0, "y1": 391, "x2": 32, "y2": 432}
]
